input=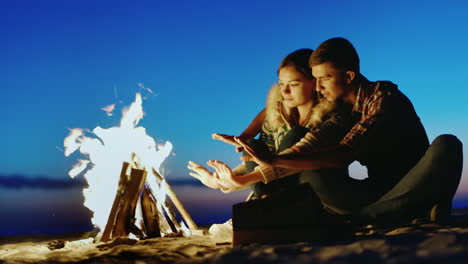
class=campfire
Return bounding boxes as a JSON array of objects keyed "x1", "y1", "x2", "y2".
[{"x1": 64, "y1": 93, "x2": 199, "y2": 242}]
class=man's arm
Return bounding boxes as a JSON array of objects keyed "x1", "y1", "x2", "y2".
[
  {"x1": 236, "y1": 136, "x2": 355, "y2": 171},
  {"x1": 233, "y1": 144, "x2": 354, "y2": 185},
  {"x1": 273, "y1": 145, "x2": 355, "y2": 170}
]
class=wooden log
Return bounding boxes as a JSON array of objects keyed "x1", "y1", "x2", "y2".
[
  {"x1": 163, "y1": 199, "x2": 181, "y2": 230},
  {"x1": 152, "y1": 168, "x2": 199, "y2": 230},
  {"x1": 162, "y1": 205, "x2": 178, "y2": 234},
  {"x1": 100, "y1": 162, "x2": 130, "y2": 242},
  {"x1": 140, "y1": 185, "x2": 161, "y2": 238},
  {"x1": 110, "y1": 168, "x2": 147, "y2": 239},
  {"x1": 101, "y1": 157, "x2": 198, "y2": 241}
]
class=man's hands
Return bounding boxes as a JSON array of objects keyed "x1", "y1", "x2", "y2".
[
  {"x1": 234, "y1": 137, "x2": 276, "y2": 166},
  {"x1": 212, "y1": 133, "x2": 245, "y2": 152},
  {"x1": 188, "y1": 160, "x2": 247, "y2": 191}
]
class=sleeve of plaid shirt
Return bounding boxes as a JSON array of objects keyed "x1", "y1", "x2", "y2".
[
  {"x1": 339, "y1": 92, "x2": 387, "y2": 150},
  {"x1": 256, "y1": 119, "x2": 350, "y2": 183}
]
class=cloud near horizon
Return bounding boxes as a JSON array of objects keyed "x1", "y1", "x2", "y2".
[
  {"x1": 0, "y1": 174, "x2": 86, "y2": 189},
  {"x1": 0, "y1": 174, "x2": 204, "y2": 190}
]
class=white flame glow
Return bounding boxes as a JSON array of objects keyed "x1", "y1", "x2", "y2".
[
  {"x1": 101, "y1": 104, "x2": 115, "y2": 116},
  {"x1": 68, "y1": 159, "x2": 90, "y2": 179},
  {"x1": 64, "y1": 93, "x2": 173, "y2": 233}
]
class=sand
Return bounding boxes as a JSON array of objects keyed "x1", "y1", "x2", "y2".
[{"x1": 1, "y1": 211, "x2": 468, "y2": 264}]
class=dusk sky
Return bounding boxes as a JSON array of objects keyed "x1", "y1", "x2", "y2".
[{"x1": 2, "y1": 0, "x2": 468, "y2": 234}]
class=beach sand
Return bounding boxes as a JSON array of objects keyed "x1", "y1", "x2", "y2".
[{"x1": 1, "y1": 209, "x2": 468, "y2": 264}]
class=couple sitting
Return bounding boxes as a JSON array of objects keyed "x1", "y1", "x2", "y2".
[{"x1": 188, "y1": 37, "x2": 463, "y2": 225}]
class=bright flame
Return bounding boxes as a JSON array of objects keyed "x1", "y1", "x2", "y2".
[
  {"x1": 101, "y1": 104, "x2": 115, "y2": 116},
  {"x1": 68, "y1": 159, "x2": 90, "y2": 179},
  {"x1": 64, "y1": 93, "x2": 173, "y2": 233},
  {"x1": 64, "y1": 129, "x2": 84, "y2": 157}
]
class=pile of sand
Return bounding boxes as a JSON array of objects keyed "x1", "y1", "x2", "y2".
[{"x1": 1, "y1": 213, "x2": 468, "y2": 264}]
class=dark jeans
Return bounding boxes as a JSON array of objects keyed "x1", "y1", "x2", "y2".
[
  {"x1": 358, "y1": 134, "x2": 463, "y2": 223},
  {"x1": 246, "y1": 131, "x2": 463, "y2": 223}
]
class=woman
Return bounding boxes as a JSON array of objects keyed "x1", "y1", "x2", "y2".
[{"x1": 188, "y1": 48, "x2": 352, "y2": 202}]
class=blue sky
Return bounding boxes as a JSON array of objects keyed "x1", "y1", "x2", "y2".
[{"x1": 2, "y1": 0, "x2": 468, "y2": 205}]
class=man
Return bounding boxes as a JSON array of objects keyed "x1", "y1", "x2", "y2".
[
  {"x1": 238, "y1": 38, "x2": 463, "y2": 222},
  {"x1": 231, "y1": 38, "x2": 464, "y2": 224}
]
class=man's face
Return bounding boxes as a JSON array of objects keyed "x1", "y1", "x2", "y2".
[{"x1": 312, "y1": 62, "x2": 350, "y2": 102}]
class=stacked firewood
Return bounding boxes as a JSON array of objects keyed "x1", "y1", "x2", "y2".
[{"x1": 100, "y1": 160, "x2": 199, "y2": 242}]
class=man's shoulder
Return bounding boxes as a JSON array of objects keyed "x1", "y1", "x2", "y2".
[
  {"x1": 374, "y1": 80, "x2": 398, "y2": 94},
  {"x1": 364, "y1": 80, "x2": 401, "y2": 102}
]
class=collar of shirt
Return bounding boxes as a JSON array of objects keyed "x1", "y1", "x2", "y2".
[{"x1": 352, "y1": 75, "x2": 372, "y2": 113}]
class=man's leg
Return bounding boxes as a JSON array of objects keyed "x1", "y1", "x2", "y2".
[
  {"x1": 359, "y1": 134, "x2": 463, "y2": 224},
  {"x1": 298, "y1": 169, "x2": 380, "y2": 215},
  {"x1": 277, "y1": 128, "x2": 375, "y2": 214}
]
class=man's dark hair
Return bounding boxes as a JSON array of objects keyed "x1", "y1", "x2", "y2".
[
  {"x1": 278, "y1": 48, "x2": 314, "y2": 80},
  {"x1": 309, "y1": 37, "x2": 360, "y2": 73}
]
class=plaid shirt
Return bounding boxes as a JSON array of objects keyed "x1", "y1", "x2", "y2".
[
  {"x1": 290, "y1": 77, "x2": 396, "y2": 154},
  {"x1": 340, "y1": 78, "x2": 397, "y2": 151}
]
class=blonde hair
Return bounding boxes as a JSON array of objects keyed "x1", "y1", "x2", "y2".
[{"x1": 264, "y1": 83, "x2": 337, "y2": 131}]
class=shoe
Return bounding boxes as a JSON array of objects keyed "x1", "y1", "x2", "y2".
[{"x1": 208, "y1": 219, "x2": 233, "y2": 243}]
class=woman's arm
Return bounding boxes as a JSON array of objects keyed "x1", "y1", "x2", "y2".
[
  {"x1": 188, "y1": 160, "x2": 263, "y2": 192},
  {"x1": 239, "y1": 108, "x2": 266, "y2": 139},
  {"x1": 208, "y1": 160, "x2": 263, "y2": 192},
  {"x1": 212, "y1": 109, "x2": 266, "y2": 152}
]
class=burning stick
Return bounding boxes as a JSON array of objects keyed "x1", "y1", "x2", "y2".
[
  {"x1": 133, "y1": 152, "x2": 197, "y2": 231},
  {"x1": 140, "y1": 185, "x2": 161, "y2": 238},
  {"x1": 152, "y1": 168, "x2": 199, "y2": 230},
  {"x1": 100, "y1": 164, "x2": 147, "y2": 242},
  {"x1": 100, "y1": 162, "x2": 130, "y2": 242}
]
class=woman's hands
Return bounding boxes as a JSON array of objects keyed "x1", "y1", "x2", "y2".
[
  {"x1": 212, "y1": 133, "x2": 244, "y2": 152},
  {"x1": 208, "y1": 160, "x2": 246, "y2": 191},
  {"x1": 234, "y1": 137, "x2": 275, "y2": 166},
  {"x1": 187, "y1": 161, "x2": 222, "y2": 189},
  {"x1": 188, "y1": 160, "x2": 247, "y2": 191}
]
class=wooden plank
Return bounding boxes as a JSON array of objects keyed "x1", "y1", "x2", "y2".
[
  {"x1": 100, "y1": 162, "x2": 130, "y2": 242},
  {"x1": 111, "y1": 168, "x2": 147, "y2": 238},
  {"x1": 141, "y1": 185, "x2": 161, "y2": 238}
]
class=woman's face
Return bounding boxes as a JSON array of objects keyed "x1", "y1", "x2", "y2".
[{"x1": 278, "y1": 66, "x2": 316, "y2": 108}]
